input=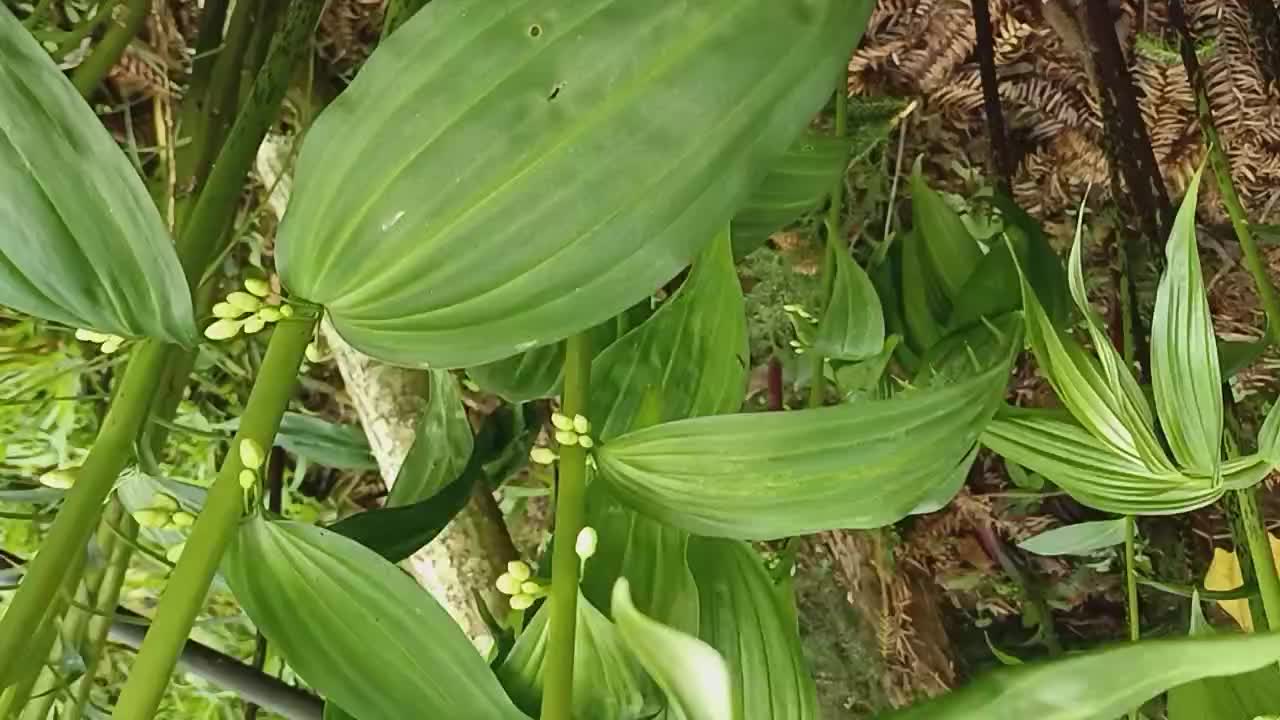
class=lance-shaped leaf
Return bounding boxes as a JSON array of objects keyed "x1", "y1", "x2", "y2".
[
  {"x1": 589, "y1": 229, "x2": 747, "y2": 443},
  {"x1": 911, "y1": 162, "x2": 981, "y2": 302},
  {"x1": 1167, "y1": 594, "x2": 1280, "y2": 720},
  {"x1": 612, "y1": 579, "x2": 732, "y2": 720},
  {"x1": 0, "y1": 8, "x2": 195, "y2": 344},
  {"x1": 688, "y1": 538, "x2": 818, "y2": 720},
  {"x1": 277, "y1": 0, "x2": 876, "y2": 368},
  {"x1": 386, "y1": 370, "x2": 473, "y2": 506},
  {"x1": 1017, "y1": 519, "x2": 1127, "y2": 557},
  {"x1": 813, "y1": 238, "x2": 884, "y2": 362},
  {"x1": 730, "y1": 133, "x2": 849, "y2": 258},
  {"x1": 596, "y1": 345, "x2": 1014, "y2": 539},
  {"x1": 1151, "y1": 167, "x2": 1222, "y2": 475},
  {"x1": 224, "y1": 517, "x2": 529, "y2": 720},
  {"x1": 497, "y1": 591, "x2": 657, "y2": 719},
  {"x1": 882, "y1": 632, "x2": 1280, "y2": 720},
  {"x1": 982, "y1": 408, "x2": 1223, "y2": 515}
]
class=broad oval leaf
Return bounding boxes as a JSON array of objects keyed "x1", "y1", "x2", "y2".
[
  {"x1": 0, "y1": 7, "x2": 195, "y2": 344},
  {"x1": 596, "y1": 345, "x2": 1015, "y2": 539},
  {"x1": 812, "y1": 238, "x2": 884, "y2": 362},
  {"x1": 496, "y1": 590, "x2": 656, "y2": 719},
  {"x1": 1151, "y1": 167, "x2": 1222, "y2": 475},
  {"x1": 1017, "y1": 519, "x2": 1127, "y2": 557},
  {"x1": 386, "y1": 370, "x2": 473, "y2": 506},
  {"x1": 612, "y1": 579, "x2": 732, "y2": 720},
  {"x1": 882, "y1": 631, "x2": 1280, "y2": 720},
  {"x1": 224, "y1": 516, "x2": 528, "y2": 720},
  {"x1": 588, "y1": 229, "x2": 747, "y2": 443},
  {"x1": 277, "y1": 0, "x2": 876, "y2": 368},
  {"x1": 688, "y1": 538, "x2": 818, "y2": 720}
]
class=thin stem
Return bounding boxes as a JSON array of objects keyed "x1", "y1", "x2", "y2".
[
  {"x1": 113, "y1": 317, "x2": 315, "y2": 719},
  {"x1": 19, "y1": 0, "x2": 54, "y2": 27},
  {"x1": 70, "y1": 0, "x2": 150, "y2": 96},
  {"x1": 1234, "y1": 487, "x2": 1280, "y2": 630},
  {"x1": 1125, "y1": 516, "x2": 1140, "y2": 646},
  {"x1": 540, "y1": 332, "x2": 593, "y2": 720},
  {"x1": 808, "y1": 77, "x2": 850, "y2": 408},
  {"x1": 54, "y1": 0, "x2": 123, "y2": 55},
  {"x1": 0, "y1": 341, "x2": 169, "y2": 686},
  {"x1": 1169, "y1": 0, "x2": 1280, "y2": 345},
  {"x1": 0, "y1": 547, "x2": 85, "y2": 716}
]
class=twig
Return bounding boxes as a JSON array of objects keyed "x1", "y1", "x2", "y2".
[{"x1": 971, "y1": 0, "x2": 1014, "y2": 190}]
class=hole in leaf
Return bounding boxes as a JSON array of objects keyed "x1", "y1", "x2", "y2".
[
  {"x1": 547, "y1": 83, "x2": 562, "y2": 101},
  {"x1": 528, "y1": 24, "x2": 542, "y2": 37}
]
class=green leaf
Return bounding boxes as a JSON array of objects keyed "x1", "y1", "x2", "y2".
[
  {"x1": 813, "y1": 240, "x2": 884, "y2": 362},
  {"x1": 1151, "y1": 167, "x2": 1222, "y2": 475},
  {"x1": 1257, "y1": 399, "x2": 1280, "y2": 464},
  {"x1": 910, "y1": 161, "x2": 981, "y2": 302},
  {"x1": 730, "y1": 132, "x2": 850, "y2": 258},
  {"x1": 274, "y1": 413, "x2": 376, "y2": 470},
  {"x1": 467, "y1": 320, "x2": 623, "y2": 403},
  {"x1": 899, "y1": 229, "x2": 948, "y2": 354},
  {"x1": 0, "y1": 8, "x2": 195, "y2": 344},
  {"x1": 1017, "y1": 519, "x2": 1127, "y2": 556},
  {"x1": 386, "y1": 370, "x2": 473, "y2": 506},
  {"x1": 224, "y1": 516, "x2": 528, "y2": 720},
  {"x1": 612, "y1": 579, "x2": 732, "y2": 720},
  {"x1": 497, "y1": 591, "x2": 656, "y2": 719},
  {"x1": 992, "y1": 193, "x2": 1069, "y2": 325},
  {"x1": 596, "y1": 344, "x2": 1015, "y2": 539},
  {"x1": 327, "y1": 453, "x2": 479, "y2": 562},
  {"x1": 1218, "y1": 336, "x2": 1267, "y2": 380},
  {"x1": 982, "y1": 408, "x2": 1222, "y2": 515},
  {"x1": 589, "y1": 229, "x2": 747, "y2": 443},
  {"x1": 323, "y1": 705, "x2": 356, "y2": 720},
  {"x1": 277, "y1": 0, "x2": 876, "y2": 368},
  {"x1": 688, "y1": 538, "x2": 818, "y2": 720},
  {"x1": 832, "y1": 336, "x2": 898, "y2": 398},
  {"x1": 1167, "y1": 595, "x2": 1280, "y2": 720},
  {"x1": 882, "y1": 632, "x2": 1280, "y2": 720},
  {"x1": 582, "y1": 483, "x2": 701, "y2": 635}
]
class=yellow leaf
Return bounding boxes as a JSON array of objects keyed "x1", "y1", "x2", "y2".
[{"x1": 1203, "y1": 533, "x2": 1280, "y2": 632}]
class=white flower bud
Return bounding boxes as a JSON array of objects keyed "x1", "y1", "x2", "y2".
[
  {"x1": 529, "y1": 447, "x2": 558, "y2": 465},
  {"x1": 257, "y1": 307, "x2": 283, "y2": 323},
  {"x1": 204, "y1": 319, "x2": 243, "y2": 340},
  {"x1": 212, "y1": 302, "x2": 243, "y2": 319},
  {"x1": 166, "y1": 543, "x2": 185, "y2": 564},
  {"x1": 244, "y1": 278, "x2": 272, "y2": 298},
  {"x1": 279, "y1": 304, "x2": 295, "y2": 318},
  {"x1": 520, "y1": 581, "x2": 543, "y2": 595},
  {"x1": 239, "y1": 439, "x2": 265, "y2": 470},
  {"x1": 572, "y1": 414, "x2": 590, "y2": 434},
  {"x1": 305, "y1": 342, "x2": 323, "y2": 363},
  {"x1": 242, "y1": 315, "x2": 266, "y2": 335},
  {"x1": 578, "y1": 435, "x2": 594, "y2": 449},
  {"x1": 238, "y1": 469, "x2": 257, "y2": 490},
  {"x1": 551, "y1": 413, "x2": 574, "y2": 431},
  {"x1": 99, "y1": 336, "x2": 124, "y2": 354},
  {"x1": 75, "y1": 328, "x2": 107, "y2": 343},
  {"x1": 509, "y1": 593, "x2": 535, "y2": 611},
  {"x1": 495, "y1": 573, "x2": 520, "y2": 596},
  {"x1": 554, "y1": 430, "x2": 579, "y2": 446},
  {"x1": 226, "y1": 292, "x2": 262, "y2": 313},
  {"x1": 575, "y1": 526, "x2": 598, "y2": 561},
  {"x1": 507, "y1": 561, "x2": 532, "y2": 582}
]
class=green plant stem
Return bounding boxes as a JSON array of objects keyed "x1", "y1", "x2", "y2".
[
  {"x1": 19, "y1": 0, "x2": 54, "y2": 27},
  {"x1": 1124, "y1": 516, "x2": 1140, "y2": 720},
  {"x1": 67, "y1": 504, "x2": 135, "y2": 720},
  {"x1": 53, "y1": 0, "x2": 123, "y2": 55},
  {"x1": 808, "y1": 79, "x2": 850, "y2": 408},
  {"x1": 0, "y1": 547, "x2": 86, "y2": 717},
  {"x1": 540, "y1": 332, "x2": 593, "y2": 720},
  {"x1": 69, "y1": 0, "x2": 150, "y2": 96},
  {"x1": 112, "y1": 317, "x2": 315, "y2": 719},
  {"x1": 0, "y1": 341, "x2": 168, "y2": 687},
  {"x1": 1234, "y1": 486, "x2": 1280, "y2": 630}
]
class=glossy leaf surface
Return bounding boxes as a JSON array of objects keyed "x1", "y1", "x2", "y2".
[
  {"x1": 224, "y1": 516, "x2": 528, "y2": 720},
  {"x1": 0, "y1": 7, "x2": 195, "y2": 344},
  {"x1": 1017, "y1": 519, "x2": 1127, "y2": 557},
  {"x1": 278, "y1": 0, "x2": 875, "y2": 367},
  {"x1": 813, "y1": 240, "x2": 884, "y2": 361},
  {"x1": 1151, "y1": 168, "x2": 1222, "y2": 475},
  {"x1": 386, "y1": 370, "x2": 472, "y2": 506},
  {"x1": 884, "y1": 632, "x2": 1280, "y2": 720},
  {"x1": 612, "y1": 579, "x2": 732, "y2": 720},
  {"x1": 597, "y1": 347, "x2": 1014, "y2": 539},
  {"x1": 688, "y1": 538, "x2": 818, "y2": 720},
  {"x1": 497, "y1": 591, "x2": 655, "y2": 719}
]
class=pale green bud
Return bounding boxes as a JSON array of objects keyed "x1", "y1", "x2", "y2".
[
  {"x1": 244, "y1": 278, "x2": 271, "y2": 298},
  {"x1": 75, "y1": 328, "x2": 108, "y2": 343},
  {"x1": 238, "y1": 469, "x2": 257, "y2": 490},
  {"x1": 99, "y1": 336, "x2": 124, "y2": 354},
  {"x1": 572, "y1": 414, "x2": 591, "y2": 434},
  {"x1": 305, "y1": 343, "x2": 323, "y2": 363},
  {"x1": 212, "y1": 302, "x2": 243, "y2": 319},
  {"x1": 242, "y1": 315, "x2": 266, "y2": 335},
  {"x1": 132, "y1": 509, "x2": 170, "y2": 528},
  {"x1": 520, "y1": 581, "x2": 543, "y2": 595},
  {"x1": 551, "y1": 413, "x2": 574, "y2": 431},
  {"x1": 529, "y1": 447, "x2": 558, "y2": 465},
  {"x1": 578, "y1": 435, "x2": 594, "y2": 449},
  {"x1": 279, "y1": 304, "x2": 295, "y2": 318},
  {"x1": 554, "y1": 430, "x2": 579, "y2": 446},
  {"x1": 495, "y1": 573, "x2": 520, "y2": 596},
  {"x1": 150, "y1": 493, "x2": 179, "y2": 512},
  {"x1": 226, "y1": 292, "x2": 262, "y2": 313},
  {"x1": 239, "y1": 438, "x2": 265, "y2": 470},
  {"x1": 257, "y1": 307, "x2": 283, "y2": 323},
  {"x1": 171, "y1": 511, "x2": 195, "y2": 528},
  {"x1": 204, "y1": 319, "x2": 243, "y2": 340},
  {"x1": 509, "y1": 593, "x2": 535, "y2": 611},
  {"x1": 507, "y1": 561, "x2": 532, "y2": 582},
  {"x1": 166, "y1": 543, "x2": 185, "y2": 564},
  {"x1": 39, "y1": 469, "x2": 76, "y2": 489},
  {"x1": 575, "y1": 526, "x2": 598, "y2": 561}
]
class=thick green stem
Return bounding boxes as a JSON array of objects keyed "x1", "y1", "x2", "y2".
[
  {"x1": 807, "y1": 79, "x2": 850, "y2": 408},
  {"x1": 69, "y1": 0, "x2": 150, "y2": 96},
  {"x1": 0, "y1": 341, "x2": 168, "y2": 686},
  {"x1": 0, "y1": 548, "x2": 86, "y2": 717},
  {"x1": 66, "y1": 506, "x2": 136, "y2": 720},
  {"x1": 540, "y1": 332, "x2": 593, "y2": 720},
  {"x1": 113, "y1": 317, "x2": 315, "y2": 719},
  {"x1": 1234, "y1": 487, "x2": 1280, "y2": 630},
  {"x1": 176, "y1": 0, "x2": 326, "y2": 284}
]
